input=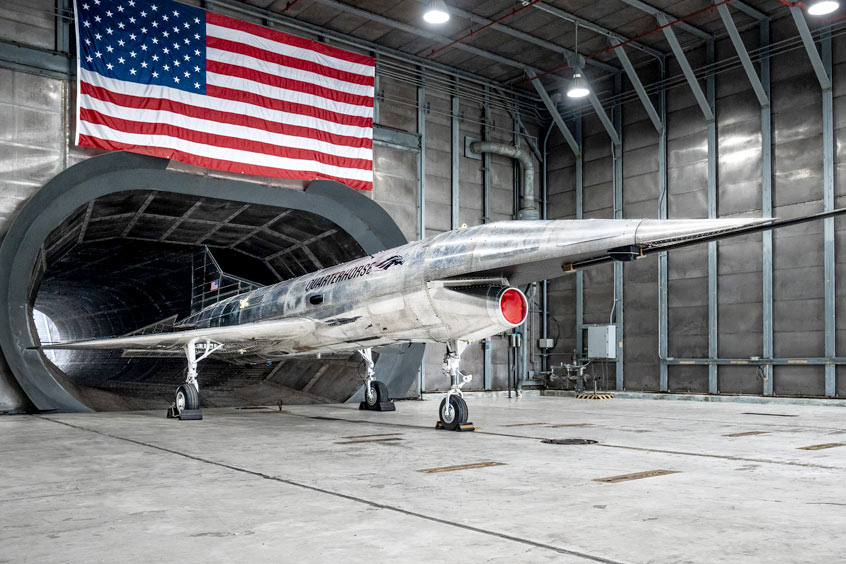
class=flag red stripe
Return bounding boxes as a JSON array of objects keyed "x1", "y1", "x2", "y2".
[
  {"x1": 80, "y1": 82, "x2": 372, "y2": 149},
  {"x1": 207, "y1": 60, "x2": 373, "y2": 108},
  {"x1": 206, "y1": 84, "x2": 373, "y2": 129},
  {"x1": 207, "y1": 36, "x2": 374, "y2": 88},
  {"x1": 78, "y1": 134, "x2": 373, "y2": 191},
  {"x1": 80, "y1": 108, "x2": 373, "y2": 171},
  {"x1": 206, "y1": 12, "x2": 374, "y2": 68}
]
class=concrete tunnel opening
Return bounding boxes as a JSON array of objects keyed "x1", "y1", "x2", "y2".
[{"x1": 0, "y1": 153, "x2": 424, "y2": 412}]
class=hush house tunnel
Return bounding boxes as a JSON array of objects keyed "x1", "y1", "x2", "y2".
[{"x1": 0, "y1": 152, "x2": 424, "y2": 412}]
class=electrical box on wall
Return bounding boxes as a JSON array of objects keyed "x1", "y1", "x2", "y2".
[{"x1": 587, "y1": 324, "x2": 616, "y2": 359}]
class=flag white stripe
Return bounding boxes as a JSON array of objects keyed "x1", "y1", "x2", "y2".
[
  {"x1": 79, "y1": 121, "x2": 375, "y2": 182},
  {"x1": 206, "y1": 71, "x2": 372, "y2": 118},
  {"x1": 207, "y1": 23, "x2": 375, "y2": 79},
  {"x1": 80, "y1": 69, "x2": 373, "y2": 140},
  {"x1": 206, "y1": 47, "x2": 374, "y2": 98},
  {"x1": 80, "y1": 93, "x2": 373, "y2": 160}
]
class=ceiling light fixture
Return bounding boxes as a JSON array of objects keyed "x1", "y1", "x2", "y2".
[
  {"x1": 808, "y1": 0, "x2": 839, "y2": 15},
  {"x1": 423, "y1": 0, "x2": 450, "y2": 24},
  {"x1": 567, "y1": 23, "x2": 589, "y2": 99},
  {"x1": 567, "y1": 72, "x2": 590, "y2": 98}
]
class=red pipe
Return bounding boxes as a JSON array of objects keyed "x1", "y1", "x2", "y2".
[{"x1": 426, "y1": 0, "x2": 543, "y2": 58}]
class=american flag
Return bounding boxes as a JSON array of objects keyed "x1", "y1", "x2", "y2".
[{"x1": 74, "y1": 0, "x2": 375, "y2": 190}]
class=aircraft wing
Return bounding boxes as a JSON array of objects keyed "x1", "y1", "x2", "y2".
[
  {"x1": 447, "y1": 208, "x2": 846, "y2": 287},
  {"x1": 35, "y1": 317, "x2": 316, "y2": 351}
]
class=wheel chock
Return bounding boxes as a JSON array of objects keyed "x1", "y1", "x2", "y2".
[
  {"x1": 166, "y1": 405, "x2": 179, "y2": 418},
  {"x1": 359, "y1": 400, "x2": 396, "y2": 411},
  {"x1": 178, "y1": 408, "x2": 203, "y2": 420},
  {"x1": 435, "y1": 421, "x2": 476, "y2": 432}
]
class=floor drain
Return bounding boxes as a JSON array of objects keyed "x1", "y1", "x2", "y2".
[{"x1": 541, "y1": 438, "x2": 598, "y2": 445}]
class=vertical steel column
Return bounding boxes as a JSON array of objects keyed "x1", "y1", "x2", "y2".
[
  {"x1": 761, "y1": 21, "x2": 774, "y2": 396},
  {"x1": 416, "y1": 70, "x2": 426, "y2": 395},
  {"x1": 707, "y1": 40, "x2": 719, "y2": 394},
  {"x1": 373, "y1": 54, "x2": 380, "y2": 125},
  {"x1": 56, "y1": 0, "x2": 71, "y2": 53},
  {"x1": 613, "y1": 73, "x2": 624, "y2": 390},
  {"x1": 483, "y1": 87, "x2": 492, "y2": 390},
  {"x1": 417, "y1": 73, "x2": 426, "y2": 241},
  {"x1": 575, "y1": 114, "x2": 584, "y2": 359},
  {"x1": 658, "y1": 58, "x2": 669, "y2": 392},
  {"x1": 451, "y1": 86, "x2": 460, "y2": 230},
  {"x1": 823, "y1": 27, "x2": 836, "y2": 397}
]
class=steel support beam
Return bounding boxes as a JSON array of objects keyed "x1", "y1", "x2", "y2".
[
  {"x1": 408, "y1": 0, "x2": 619, "y2": 74},
  {"x1": 707, "y1": 40, "x2": 718, "y2": 394},
  {"x1": 575, "y1": 113, "x2": 584, "y2": 359},
  {"x1": 586, "y1": 74, "x2": 621, "y2": 146},
  {"x1": 613, "y1": 40, "x2": 662, "y2": 133},
  {"x1": 416, "y1": 75, "x2": 426, "y2": 241},
  {"x1": 526, "y1": 70, "x2": 580, "y2": 156},
  {"x1": 451, "y1": 91, "x2": 460, "y2": 230},
  {"x1": 657, "y1": 13, "x2": 714, "y2": 121},
  {"x1": 761, "y1": 20, "x2": 774, "y2": 396},
  {"x1": 658, "y1": 60, "x2": 669, "y2": 392},
  {"x1": 716, "y1": 4, "x2": 769, "y2": 107},
  {"x1": 613, "y1": 73, "x2": 624, "y2": 391},
  {"x1": 822, "y1": 27, "x2": 836, "y2": 397},
  {"x1": 417, "y1": 75, "x2": 426, "y2": 394},
  {"x1": 790, "y1": 10, "x2": 835, "y2": 396},
  {"x1": 621, "y1": 0, "x2": 712, "y2": 40},
  {"x1": 483, "y1": 86, "x2": 492, "y2": 390},
  {"x1": 532, "y1": 2, "x2": 665, "y2": 59},
  {"x1": 309, "y1": 0, "x2": 550, "y2": 78},
  {"x1": 791, "y1": 7, "x2": 832, "y2": 90}
]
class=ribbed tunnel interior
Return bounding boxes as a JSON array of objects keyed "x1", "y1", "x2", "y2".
[{"x1": 29, "y1": 189, "x2": 374, "y2": 410}]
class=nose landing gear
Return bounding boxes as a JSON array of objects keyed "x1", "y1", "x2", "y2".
[
  {"x1": 167, "y1": 338, "x2": 223, "y2": 420},
  {"x1": 357, "y1": 348, "x2": 396, "y2": 411},
  {"x1": 436, "y1": 340, "x2": 475, "y2": 432}
]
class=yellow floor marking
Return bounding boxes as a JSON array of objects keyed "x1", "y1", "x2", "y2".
[
  {"x1": 547, "y1": 423, "x2": 594, "y2": 428},
  {"x1": 340, "y1": 432, "x2": 404, "y2": 439},
  {"x1": 723, "y1": 431, "x2": 769, "y2": 437},
  {"x1": 594, "y1": 469, "x2": 680, "y2": 483},
  {"x1": 418, "y1": 461, "x2": 506, "y2": 473},
  {"x1": 501, "y1": 422, "x2": 547, "y2": 427},
  {"x1": 334, "y1": 437, "x2": 404, "y2": 445},
  {"x1": 798, "y1": 443, "x2": 846, "y2": 451}
]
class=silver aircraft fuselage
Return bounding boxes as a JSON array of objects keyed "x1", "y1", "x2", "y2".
[{"x1": 174, "y1": 217, "x2": 762, "y2": 362}]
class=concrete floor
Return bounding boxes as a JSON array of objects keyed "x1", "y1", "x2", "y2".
[{"x1": 3, "y1": 396, "x2": 846, "y2": 563}]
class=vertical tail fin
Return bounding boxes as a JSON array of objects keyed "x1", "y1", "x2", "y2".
[{"x1": 190, "y1": 247, "x2": 262, "y2": 314}]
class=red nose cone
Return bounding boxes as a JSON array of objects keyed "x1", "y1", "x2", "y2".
[{"x1": 500, "y1": 288, "x2": 527, "y2": 325}]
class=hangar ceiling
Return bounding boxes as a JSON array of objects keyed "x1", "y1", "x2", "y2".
[{"x1": 226, "y1": 0, "x2": 792, "y2": 89}]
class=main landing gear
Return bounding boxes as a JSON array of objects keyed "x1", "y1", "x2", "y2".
[
  {"x1": 436, "y1": 340, "x2": 475, "y2": 432},
  {"x1": 358, "y1": 348, "x2": 395, "y2": 411},
  {"x1": 167, "y1": 338, "x2": 223, "y2": 420}
]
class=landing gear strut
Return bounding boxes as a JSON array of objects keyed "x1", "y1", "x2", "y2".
[
  {"x1": 358, "y1": 348, "x2": 395, "y2": 411},
  {"x1": 167, "y1": 338, "x2": 223, "y2": 420},
  {"x1": 436, "y1": 340, "x2": 475, "y2": 431}
]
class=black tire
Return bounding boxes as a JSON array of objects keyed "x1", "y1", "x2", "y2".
[
  {"x1": 175, "y1": 383, "x2": 200, "y2": 413},
  {"x1": 439, "y1": 395, "x2": 468, "y2": 430},
  {"x1": 364, "y1": 380, "x2": 390, "y2": 409}
]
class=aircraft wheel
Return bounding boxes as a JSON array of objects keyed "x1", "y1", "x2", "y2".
[
  {"x1": 175, "y1": 383, "x2": 199, "y2": 413},
  {"x1": 439, "y1": 395, "x2": 468, "y2": 431},
  {"x1": 364, "y1": 380, "x2": 389, "y2": 409}
]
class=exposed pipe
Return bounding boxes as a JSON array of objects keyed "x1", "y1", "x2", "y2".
[{"x1": 469, "y1": 141, "x2": 538, "y2": 220}]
